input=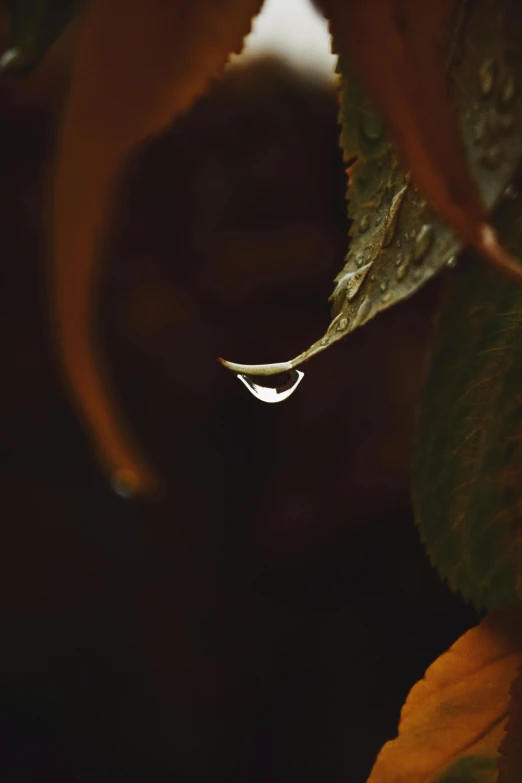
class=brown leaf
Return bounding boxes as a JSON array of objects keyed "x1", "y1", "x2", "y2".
[
  {"x1": 367, "y1": 607, "x2": 522, "y2": 783},
  {"x1": 51, "y1": 0, "x2": 263, "y2": 494}
]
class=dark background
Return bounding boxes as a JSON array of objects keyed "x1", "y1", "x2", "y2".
[{"x1": 0, "y1": 49, "x2": 479, "y2": 782}]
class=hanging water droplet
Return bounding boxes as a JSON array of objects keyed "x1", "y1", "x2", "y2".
[
  {"x1": 337, "y1": 317, "x2": 348, "y2": 331},
  {"x1": 359, "y1": 215, "x2": 370, "y2": 233},
  {"x1": 478, "y1": 57, "x2": 496, "y2": 97},
  {"x1": 396, "y1": 264, "x2": 407, "y2": 281},
  {"x1": 447, "y1": 256, "x2": 457, "y2": 269},
  {"x1": 236, "y1": 370, "x2": 304, "y2": 404},
  {"x1": 413, "y1": 224, "x2": 434, "y2": 262},
  {"x1": 504, "y1": 183, "x2": 519, "y2": 201},
  {"x1": 112, "y1": 469, "x2": 139, "y2": 499}
]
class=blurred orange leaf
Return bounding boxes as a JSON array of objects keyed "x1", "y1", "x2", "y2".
[
  {"x1": 367, "y1": 607, "x2": 522, "y2": 783},
  {"x1": 51, "y1": 0, "x2": 263, "y2": 494}
]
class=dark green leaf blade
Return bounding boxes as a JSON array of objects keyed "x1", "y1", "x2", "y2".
[{"x1": 413, "y1": 173, "x2": 522, "y2": 612}]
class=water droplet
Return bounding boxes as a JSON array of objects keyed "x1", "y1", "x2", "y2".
[
  {"x1": 352, "y1": 296, "x2": 372, "y2": 328},
  {"x1": 447, "y1": 256, "x2": 457, "y2": 269},
  {"x1": 380, "y1": 280, "x2": 388, "y2": 292},
  {"x1": 0, "y1": 48, "x2": 21, "y2": 71},
  {"x1": 396, "y1": 265, "x2": 407, "y2": 281},
  {"x1": 112, "y1": 470, "x2": 139, "y2": 499},
  {"x1": 413, "y1": 224, "x2": 434, "y2": 262},
  {"x1": 337, "y1": 317, "x2": 348, "y2": 331},
  {"x1": 504, "y1": 183, "x2": 519, "y2": 201},
  {"x1": 383, "y1": 183, "x2": 408, "y2": 247},
  {"x1": 359, "y1": 215, "x2": 370, "y2": 233},
  {"x1": 478, "y1": 58, "x2": 496, "y2": 97},
  {"x1": 498, "y1": 67, "x2": 516, "y2": 106},
  {"x1": 237, "y1": 370, "x2": 304, "y2": 404},
  {"x1": 480, "y1": 145, "x2": 504, "y2": 168},
  {"x1": 334, "y1": 263, "x2": 372, "y2": 304},
  {"x1": 474, "y1": 116, "x2": 487, "y2": 145},
  {"x1": 395, "y1": 253, "x2": 403, "y2": 267},
  {"x1": 360, "y1": 111, "x2": 384, "y2": 141}
]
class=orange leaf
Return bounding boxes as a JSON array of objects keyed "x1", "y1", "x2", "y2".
[
  {"x1": 367, "y1": 607, "x2": 522, "y2": 783},
  {"x1": 51, "y1": 0, "x2": 263, "y2": 495},
  {"x1": 319, "y1": 0, "x2": 522, "y2": 280}
]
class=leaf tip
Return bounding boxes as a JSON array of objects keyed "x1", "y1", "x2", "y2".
[{"x1": 477, "y1": 224, "x2": 522, "y2": 283}]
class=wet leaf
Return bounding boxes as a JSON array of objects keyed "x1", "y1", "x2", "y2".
[
  {"x1": 0, "y1": 0, "x2": 77, "y2": 74},
  {"x1": 220, "y1": 0, "x2": 522, "y2": 378},
  {"x1": 51, "y1": 0, "x2": 263, "y2": 494},
  {"x1": 367, "y1": 607, "x2": 522, "y2": 783},
  {"x1": 412, "y1": 169, "x2": 522, "y2": 612},
  {"x1": 498, "y1": 664, "x2": 522, "y2": 783}
]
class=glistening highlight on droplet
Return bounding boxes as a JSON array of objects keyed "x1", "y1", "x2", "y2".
[{"x1": 236, "y1": 369, "x2": 304, "y2": 403}]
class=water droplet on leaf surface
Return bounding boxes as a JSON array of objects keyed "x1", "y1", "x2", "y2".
[
  {"x1": 478, "y1": 58, "x2": 496, "y2": 97},
  {"x1": 504, "y1": 183, "x2": 519, "y2": 201},
  {"x1": 359, "y1": 215, "x2": 370, "y2": 233},
  {"x1": 236, "y1": 369, "x2": 304, "y2": 403},
  {"x1": 413, "y1": 224, "x2": 434, "y2": 262}
]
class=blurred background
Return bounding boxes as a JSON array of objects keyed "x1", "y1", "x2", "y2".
[{"x1": 0, "y1": 1, "x2": 479, "y2": 781}]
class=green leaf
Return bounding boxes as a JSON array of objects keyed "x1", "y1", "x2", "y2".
[
  {"x1": 220, "y1": 0, "x2": 522, "y2": 378},
  {"x1": 0, "y1": 0, "x2": 78, "y2": 74},
  {"x1": 412, "y1": 170, "x2": 522, "y2": 612}
]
